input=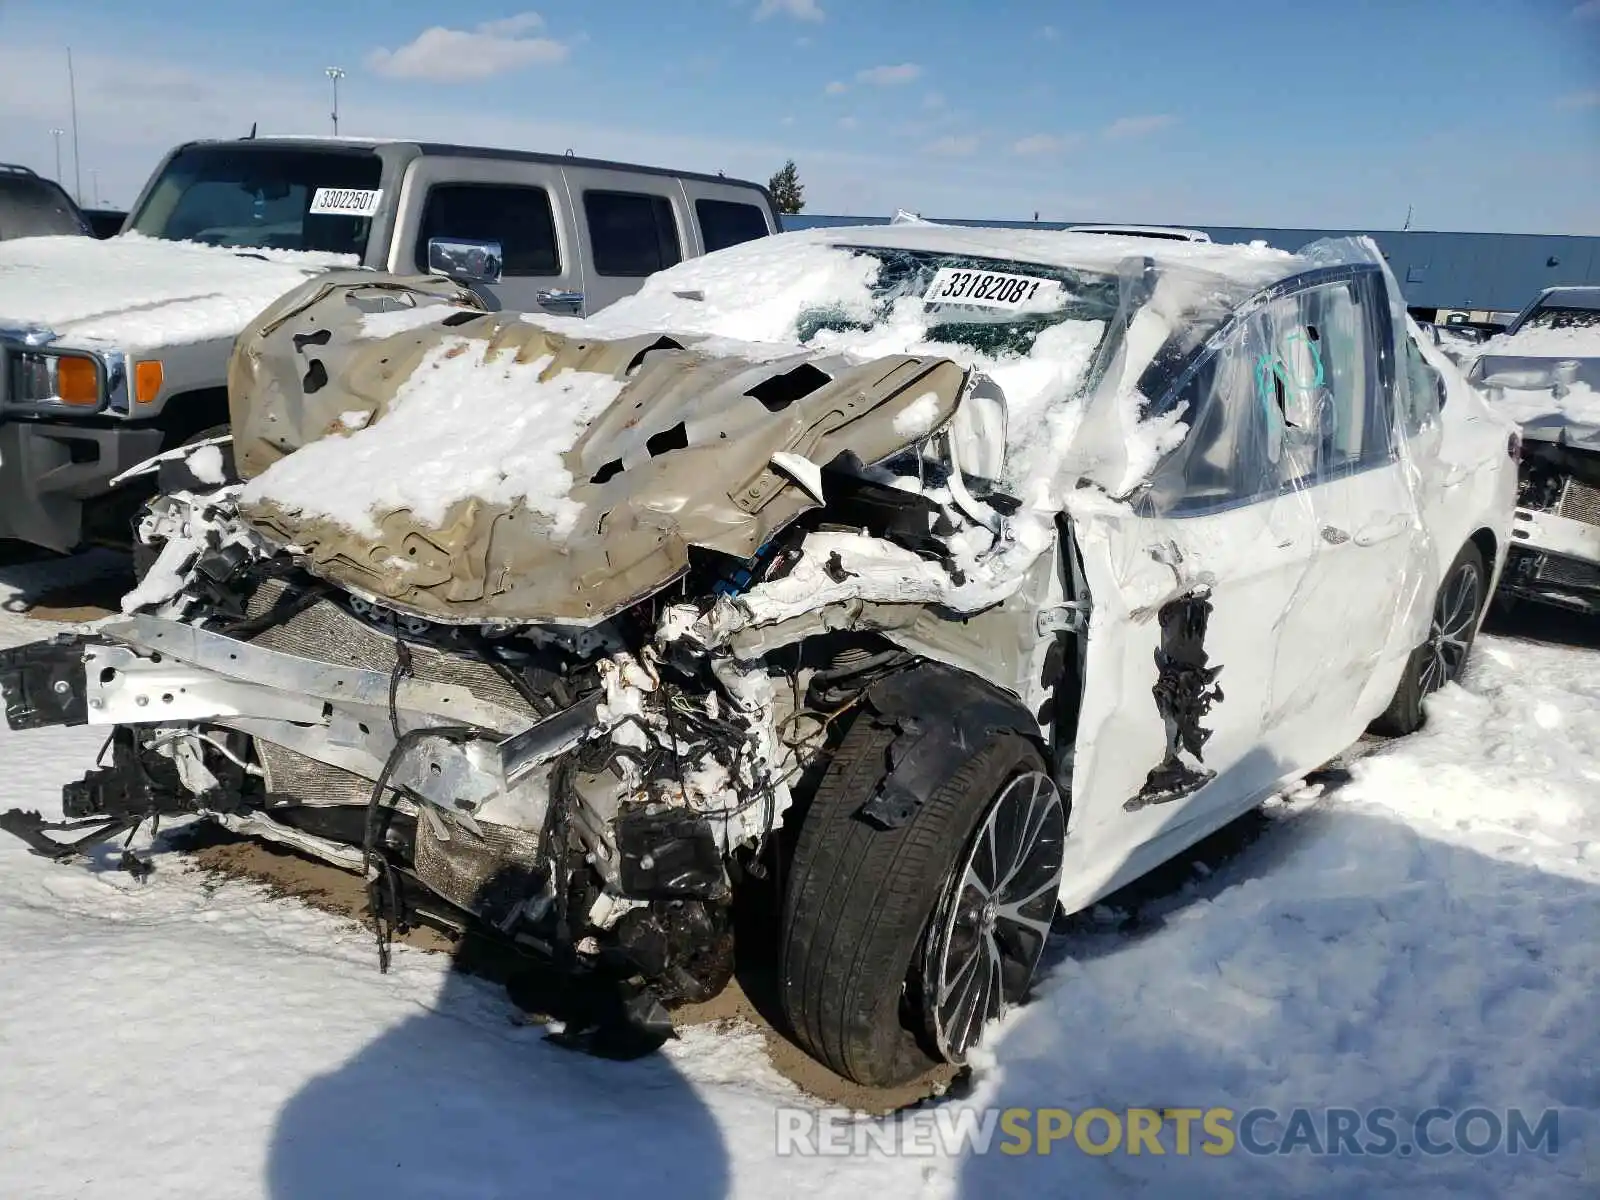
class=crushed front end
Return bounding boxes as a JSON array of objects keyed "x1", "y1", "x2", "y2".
[
  {"x1": 0, "y1": 520, "x2": 797, "y2": 1013},
  {"x1": 0, "y1": 284, "x2": 1043, "y2": 1047},
  {"x1": 1501, "y1": 429, "x2": 1600, "y2": 615}
]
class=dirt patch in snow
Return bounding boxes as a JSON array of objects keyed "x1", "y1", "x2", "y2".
[
  {"x1": 178, "y1": 827, "x2": 956, "y2": 1111},
  {"x1": 3, "y1": 551, "x2": 129, "y2": 622}
]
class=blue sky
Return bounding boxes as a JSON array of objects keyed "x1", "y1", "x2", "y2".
[{"x1": 0, "y1": 0, "x2": 1595, "y2": 232}]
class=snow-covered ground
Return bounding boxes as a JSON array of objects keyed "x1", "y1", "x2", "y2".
[{"x1": 0, "y1": 555, "x2": 1595, "y2": 1198}]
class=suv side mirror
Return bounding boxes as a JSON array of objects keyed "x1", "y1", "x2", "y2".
[{"x1": 427, "y1": 237, "x2": 503, "y2": 285}]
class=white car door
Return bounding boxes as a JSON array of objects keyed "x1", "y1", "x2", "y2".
[
  {"x1": 1058, "y1": 288, "x2": 1331, "y2": 907},
  {"x1": 1258, "y1": 274, "x2": 1431, "y2": 765}
]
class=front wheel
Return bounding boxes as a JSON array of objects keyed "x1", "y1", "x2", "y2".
[
  {"x1": 779, "y1": 719, "x2": 1066, "y2": 1087},
  {"x1": 1370, "y1": 541, "x2": 1486, "y2": 736}
]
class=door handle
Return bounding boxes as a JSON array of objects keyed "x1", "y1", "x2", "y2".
[
  {"x1": 535, "y1": 289, "x2": 584, "y2": 314},
  {"x1": 1353, "y1": 515, "x2": 1411, "y2": 546}
]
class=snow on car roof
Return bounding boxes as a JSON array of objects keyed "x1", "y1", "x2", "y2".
[
  {"x1": 0, "y1": 232, "x2": 356, "y2": 353},
  {"x1": 581, "y1": 224, "x2": 1307, "y2": 350}
]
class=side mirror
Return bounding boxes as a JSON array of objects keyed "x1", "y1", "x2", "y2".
[{"x1": 427, "y1": 237, "x2": 503, "y2": 285}]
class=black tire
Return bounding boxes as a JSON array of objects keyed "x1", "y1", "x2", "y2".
[
  {"x1": 1370, "y1": 541, "x2": 1486, "y2": 737},
  {"x1": 778, "y1": 717, "x2": 1061, "y2": 1087}
]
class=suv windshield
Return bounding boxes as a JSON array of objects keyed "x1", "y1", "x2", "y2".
[
  {"x1": 126, "y1": 145, "x2": 381, "y2": 256},
  {"x1": 1521, "y1": 304, "x2": 1600, "y2": 332}
]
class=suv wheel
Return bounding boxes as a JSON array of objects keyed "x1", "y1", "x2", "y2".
[
  {"x1": 779, "y1": 717, "x2": 1065, "y2": 1087},
  {"x1": 1370, "y1": 541, "x2": 1486, "y2": 736}
]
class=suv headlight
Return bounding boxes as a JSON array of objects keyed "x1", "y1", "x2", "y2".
[{"x1": 9, "y1": 350, "x2": 104, "y2": 408}]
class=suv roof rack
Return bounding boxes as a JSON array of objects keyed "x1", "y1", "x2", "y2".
[{"x1": 0, "y1": 163, "x2": 42, "y2": 178}]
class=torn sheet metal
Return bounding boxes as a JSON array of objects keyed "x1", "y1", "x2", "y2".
[{"x1": 229, "y1": 276, "x2": 969, "y2": 625}]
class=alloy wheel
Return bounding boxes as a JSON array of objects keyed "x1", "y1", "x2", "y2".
[
  {"x1": 924, "y1": 770, "x2": 1066, "y2": 1062},
  {"x1": 1419, "y1": 561, "x2": 1481, "y2": 696}
]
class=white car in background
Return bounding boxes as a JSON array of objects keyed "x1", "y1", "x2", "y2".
[
  {"x1": 1459, "y1": 285, "x2": 1600, "y2": 615},
  {"x1": 0, "y1": 224, "x2": 1514, "y2": 1086}
]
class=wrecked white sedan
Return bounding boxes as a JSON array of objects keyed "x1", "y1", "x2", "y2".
[{"x1": 0, "y1": 225, "x2": 1516, "y2": 1086}]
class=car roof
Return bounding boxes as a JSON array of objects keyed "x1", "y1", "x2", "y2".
[
  {"x1": 1065, "y1": 224, "x2": 1212, "y2": 243},
  {"x1": 800, "y1": 221, "x2": 1309, "y2": 287},
  {"x1": 170, "y1": 137, "x2": 773, "y2": 203},
  {"x1": 1536, "y1": 286, "x2": 1600, "y2": 310},
  {"x1": 0, "y1": 165, "x2": 89, "y2": 239}
]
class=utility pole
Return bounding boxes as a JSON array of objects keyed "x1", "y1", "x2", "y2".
[
  {"x1": 325, "y1": 67, "x2": 345, "y2": 136},
  {"x1": 66, "y1": 47, "x2": 83, "y2": 205},
  {"x1": 90, "y1": 169, "x2": 100, "y2": 207},
  {"x1": 49, "y1": 128, "x2": 64, "y2": 182}
]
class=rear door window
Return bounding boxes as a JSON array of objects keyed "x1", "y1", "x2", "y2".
[
  {"x1": 583, "y1": 190, "x2": 682, "y2": 277},
  {"x1": 695, "y1": 198, "x2": 769, "y2": 253},
  {"x1": 414, "y1": 183, "x2": 560, "y2": 276}
]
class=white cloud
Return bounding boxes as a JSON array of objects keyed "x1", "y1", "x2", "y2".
[
  {"x1": 1103, "y1": 113, "x2": 1176, "y2": 139},
  {"x1": 824, "y1": 80, "x2": 849, "y2": 96},
  {"x1": 838, "y1": 115, "x2": 859, "y2": 130},
  {"x1": 1041, "y1": 24, "x2": 1060, "y2": 40},
  {"x1": 926, "y1": 135, "x2": 980, "y2": 157},
  {"x1": 478, "y1": 13, "x2": 548, "y2": 37},
  {"x1": 1572, "y1": 0, "x2": 1600, "y2": 17},
  {"x1": 922, "y1": 91, "x2": 945, "y2": 110},
  {"x1": 1011, "y1": 133, "x2": 1078, "y2": 157},
  {"x1": 367, "y1": 14, "x2": 569, "y2": 82},
  {"x1": 856, "y1": 63, "x2": 922, "y2": 87},
  {"x1": 755, "y1": 0, "x2": 825, "y2": 20},
  {"x1": 1556, "y1": 89, "x2": 1600, "y2": 108}
]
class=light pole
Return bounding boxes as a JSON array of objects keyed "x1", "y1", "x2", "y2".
[
  {"x1": 49, "y1": 128, "x2": 63, "y2": 182},
  {"x1": 325, "y1": 67, "x2": 345, "y2": 136}
]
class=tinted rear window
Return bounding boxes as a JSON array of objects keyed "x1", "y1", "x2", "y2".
[
  {"x1": 695, "y1": 198, "x2": 769, "y2": 253},
  {"x1": 0, "y1": 174, "x2": 89, "y2": 240},
  {"x1": 584, "y1": 190, "x2": 682, "y2": 277},
  {"x1": 415, "y1": 183, "x2": 560, "y2": 276}
]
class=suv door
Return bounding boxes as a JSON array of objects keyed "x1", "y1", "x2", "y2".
[
  {"x1": 561, "y1": 167, "x2": 689, "y2": 314},
  {"x1": 388, "y1": 156, "x2": 582, "y2": 315}
]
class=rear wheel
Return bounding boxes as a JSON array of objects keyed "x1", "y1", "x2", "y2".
[
  {"x1": 779, "y1": 717, "x2": 1065, "y2": 1086},
  {"x1": 1370, "y1": 542, "x2": 1486, "y2": 736}
]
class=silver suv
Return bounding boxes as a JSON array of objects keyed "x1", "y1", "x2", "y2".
[{"x1": 0, "y1": 137, "x2": 776, "y2": 552}]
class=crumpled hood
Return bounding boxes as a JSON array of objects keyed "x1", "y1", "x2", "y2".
[
  {"x1": 229, "y1": 274, "x2": 971, "y2": 626},
  {"x1": 0, "y1": 233, "x2": 355, "y2": 352}
]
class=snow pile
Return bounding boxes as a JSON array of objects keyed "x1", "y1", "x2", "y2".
[
  {"x1": 0, "y1": 232, "x2": 355, "y2": 352},
  {"x1": 238, "y1": 340, "x2": 627, "y2": 538},
  {"x1": 1, "y1": 558, "x2": 1597, "y2": 1196},
  {"x1": 1487, "y1": 381, "x2": 1600, "y2": 429},
  {"x1": 580, "y1": 235, "x2": 886, "y2": 346},
  {"x1": 1477, "y1": 324, "x2": 1600, "y2": 362}
]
